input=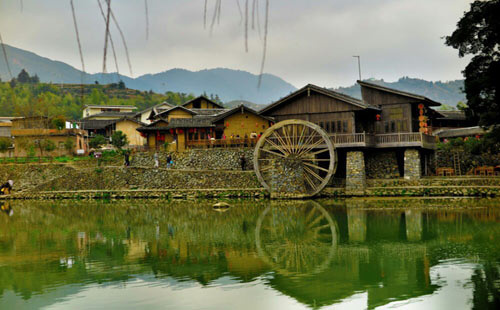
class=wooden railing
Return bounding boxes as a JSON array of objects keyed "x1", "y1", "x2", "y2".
[
  {"x1": 331, "y1": 133, "x2": 365, "y2": 144},
  {"x1": 375, "y1": 132, "x2": 436, "y2": 148},
  {"x1": 184, "y1": 133, "x2": 437, "y2": 149}
]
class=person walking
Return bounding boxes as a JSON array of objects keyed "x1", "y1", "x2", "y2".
[
  {"x1": 239, "y1": 154, "x2": 246, "y2": 171},
  {"x1": 166, "y1": 153, "x2": 172, "y2": 169},
  {"x1": 124, "y1": 151, "x2": 130, "y2": 167},
  {"x1": 154, "y1": 151, "x2": 159, "y2": 168}
]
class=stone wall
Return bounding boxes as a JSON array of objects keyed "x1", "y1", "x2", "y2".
[
  {"x1": 404, "y1": 149, "x2": 421, "y2": 180},
  {"x1": 365, "y1": 150, "x2": 400, "y2": 179},
  {"x1": 131, "y1": 148, "x2": 255, "y2": 170},
  {"x1": 346, "y1": 151, "x2": 366, "y2": 194},
  {"x1": 33, "y1": 167, "x2": 261, "y2": 191}
]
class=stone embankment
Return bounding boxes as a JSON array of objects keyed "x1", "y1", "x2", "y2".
[{"x1": 0, "y1": 147, "x2": 498, "y2": 199}]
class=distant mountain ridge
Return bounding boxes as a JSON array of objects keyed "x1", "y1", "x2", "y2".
[
  {"x1": 0, "y1": 44, "x2": 466, "y2": 107},
  {"x1": 334, "y1": 77, "x2": 465, "y2": 107},
  {"x1": 0, "y1": 44, "x2": 296, "y2": 104}
]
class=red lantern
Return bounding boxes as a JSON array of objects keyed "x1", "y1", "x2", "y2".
[
  {"x1": 178, "y1": 129, "x2": 184, "y2": 134},
  {"x1": 201, "y1": 128, "x2": 206, "y2": 133},
  {"x1": 375, "y1": 114, "x2": 381, "y2": 121},
  {"x1": 169, "y1": 129, "x2": 174, "y2": 134},
  {"x1": 226, "y1": 122, "x2": 229, "y2": 127},
  {"x1": 418, "y1": 103, "x2": 424, "y2": 109}
]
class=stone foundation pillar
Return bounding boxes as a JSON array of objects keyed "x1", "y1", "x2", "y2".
[
  {"x1": 347, "y1": 207, "x2": 367, "y2": 243},
  {"x1": 405, "y1": 210, "x2": 423, "y2": 242},
  {"x1": 404, "y1": 149, "x2": 421, "y2": 180},
  {"x1": 346, "y1": 151, "x2": 366, "y2": 195}
]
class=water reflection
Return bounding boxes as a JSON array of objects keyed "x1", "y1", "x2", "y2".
[{"x1": 0, "y1": 198, "x2": 498, "y2": 309}]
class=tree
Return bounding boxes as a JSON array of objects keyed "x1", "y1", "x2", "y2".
[
  {"x1": 89, "y1": 135, "x2": 107, "y2": 149},
  {"x1": 64, "y1": 138, "x2": 74, "y2": 154},
  {"x1": 43, "y1": 140, "x2": 56, "y2": 155},
  {"x1": 445, "y1": 0, "x2": 500, "y2": 136},
  {"x1": 0, "y1": 137, "x2": 12, "y2": 154},
  {"x1": 111, "y1": 131, "x2": 128, "y2": 149},
  {"x1": 51, "y1": 115, "x2": 66, "y2": 130},
  {"x1": 17, "y1": 69, "x2": 30, "y2": 83},
  {"x1": 30, "y1": 74, "x2": 40, "y2": 84},
  {"x1": 118, "y1": 80, "x2": 126, "y2": 89}
]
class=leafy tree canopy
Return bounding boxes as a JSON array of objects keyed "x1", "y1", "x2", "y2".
[
  {"x1": 111, "y1": 131, "x2": 128, "y2": 150},
  {"x1": 445, "y1": 0, "x2": 500, "y2": 136},
  {"x1": 89, "y1": 135, "x2": 107, "y2": 149}
]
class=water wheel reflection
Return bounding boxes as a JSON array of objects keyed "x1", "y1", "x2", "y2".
[{"x1": 255, "y1": 201, "x2": 338, "y2": 276}]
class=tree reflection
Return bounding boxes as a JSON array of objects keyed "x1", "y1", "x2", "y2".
[{"x1": 0, "y1": 199, "x2": 498, "y2": 309}]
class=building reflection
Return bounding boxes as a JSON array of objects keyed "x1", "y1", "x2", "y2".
[{"x1": 0, "y1": 199, "x2": 498, "y2": 309}]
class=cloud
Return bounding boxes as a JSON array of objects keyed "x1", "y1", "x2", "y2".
[{"x1": 0, "y1": 0, "x2": 472, "y2": 88}]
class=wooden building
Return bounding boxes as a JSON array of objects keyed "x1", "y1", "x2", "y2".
[
  {"x1": 137, "y1": 102, "x2": 273, "y2": 151},
  {"x1": 258, "y1": 81, "x2": 448, "y2": 180}
]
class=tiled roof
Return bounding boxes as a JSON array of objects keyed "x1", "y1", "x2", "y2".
[
  {"x1": 259, "y1": 84, "x2": 377, "y2": 115},
  {"x1": 358, "y1": 80, "x2": 442, "y2": 107}
]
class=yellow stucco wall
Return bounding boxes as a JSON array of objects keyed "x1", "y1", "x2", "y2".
[
  {"x1": 115, "y1": 120, "x2": 145, "y2": 146},
  {"x1": 13, "y1": 135, "x2": 86, "y2": 157},
  {"x1": 222, "y1": 111, "x2": 270, "y2": 138},
  {"x1": 184, "y1": 99, "x2": 219, "y2": 109},
  {"x1": 147, "y1": 134, "x2": 156, "y2": 149},
  {"x1": 83, "y1": 106, "x2": 136, "y2": 118},
  {"x1": 167, "y1": 109, "x2": 193, "y2": 121},
  {"x1": 85, "y1": 115, "x2": 122, "y2": 120}
]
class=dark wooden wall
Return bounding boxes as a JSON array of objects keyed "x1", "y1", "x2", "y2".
[
  {"x1": 263, "y1": 90, "x2": 362, "y2": 134},
  {"x1": 361, "y1": 87, "x2": 416, "y2": 133}
]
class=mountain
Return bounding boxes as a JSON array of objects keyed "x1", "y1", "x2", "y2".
[
  {"x1": 334, "y1": 77, "x2": 465, "y2": 107},
  {"x1": 1, "y1": 44, "x2": 466, "y2": 107},
  {"x1": 0, "y1": 44, "x2": 297, "y2": 104}
]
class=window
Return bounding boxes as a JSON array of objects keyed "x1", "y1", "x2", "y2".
[
  {"x1": 319, "y1": 122, "x2": 324, "y2": 129},
  {"x1": 343, "y1": 121, "x2": 348, "y2": 133},
  {"x1": 325, "y1": 121, "x2": 330, "y2": 132},
  {"x1": 391, "y1": 121, "x2": 396, "y2": 133},
  {"x1": 384, "y1": 122, "x2": 389, "y2": 133},
  {"x1": 331, "y1": 121, "x2": 336, "y2": 132},
  {"x1": 337, "y1": 121, "x2": 342, "y2": 133}
]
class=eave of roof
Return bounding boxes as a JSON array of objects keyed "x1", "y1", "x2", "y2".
[
  {"x1": 435, "y1": 126, "x2": 487, "y2": 138},
  {"x1": 358, "y1": 80, "x2": 442, "y2": 107},
  {"x1": 137, "y1": 101, "x2": 174, "y2": 115},
  {"x1": 212, "y1": 105, "x2": 274, "y2": 123},
  {"x1": 82, "y1": 111, "x2": 137, "y2": 120},
  {"x1": 259, "y1": 84, "x2": 373, "y2": 115},
  {"x1": 432, "y1": 110, "x2": 467, "y2": 120},
  {"x1": 154, "y1": 105, "x2": 198, "y2": 119},
  {"x1": 181, "y1": 96, "x2": 225, "y2": 109},
  {"x1": 84, "y1": 105, "x2": 137, "y2": 109}
]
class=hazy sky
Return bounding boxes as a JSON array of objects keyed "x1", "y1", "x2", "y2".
[{"x1": 0, "y1": 0, "x2": 472, "y2": 88}]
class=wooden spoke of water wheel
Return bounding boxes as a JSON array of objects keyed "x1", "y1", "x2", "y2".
[
  {"x1": 253, "y1": 119, "x2": 336, "y2": 197},
  {"x1": 255, "y1": 201, "x2": 339, "y2": 276}
]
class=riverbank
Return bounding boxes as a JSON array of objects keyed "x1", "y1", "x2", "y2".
[{"x1": 0, "y1": 163, "x2": 498, "y2": 199}]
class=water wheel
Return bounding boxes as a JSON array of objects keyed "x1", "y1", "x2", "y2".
[
  {"x1": 255, "y1": 201, "x2": 338, "y2": 276},
  {"x1": 253, "y1": 119, "x2": 336, "y2": 198}
]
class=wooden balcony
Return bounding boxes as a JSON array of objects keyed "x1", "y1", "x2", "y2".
[
  {"x1": 329, "y1": 132, "x2": 436, "y2": 149},
  {"x1": 184, "y1": 133, "x2": 437, "y2": 150},
  {"x1": 374, "y1": 132, "x2": 437, "y2": 149}
]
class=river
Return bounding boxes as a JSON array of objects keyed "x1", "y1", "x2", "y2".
[{"x1": 0, "y1": 198, "x2": 498, "y2": 309}]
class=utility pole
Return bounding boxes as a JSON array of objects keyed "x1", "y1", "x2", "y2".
[{"x1": 353, "y1": 56, "x2": 362, "y2": 81}]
